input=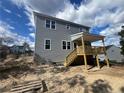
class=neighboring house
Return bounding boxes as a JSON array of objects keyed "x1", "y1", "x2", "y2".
[
  {"x1": 10, "y1": 43, "x2": 32, "y2": 54},
  {"x1": 10, "y1": 45, "x2": 25, "y2": 54},
  {"x1": 34, "y1": 12, "x2": 109, "y2": 69},
  {"x1": 106, "y1": 45, "x2": 124, "y2": 63}
]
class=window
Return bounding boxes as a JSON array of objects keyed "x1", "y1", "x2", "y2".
[
  {"x1": 67, "y1": 42, "x2": 71, "y2": 49},
  {"x1": 79, "y1": 28, "x2": 87, "y2": 32},
  {"x1": 66, "y1": 24, "x2": 70, "y2": 30},
  {"x1": 46, "y1": 20, "x2": 50, "y2": 28},
  {"x1": 62, "y1": 41, "x2": 71, "y2": 50},
  {"x1": 51, "y1": 21, "x2": 56, "y2": 29},
  {"x1": 74, "y1": 43, "x2": 77, "y2": 48},
  {"x1": 62, "y1": 41, "x2": 66, "y2": 50},
  {"x1": 45, "y1": 19, "x2": 56, "y2": 29},
  {"x1": 44, "y1": 39, "x2": 51, "y2": 50}
]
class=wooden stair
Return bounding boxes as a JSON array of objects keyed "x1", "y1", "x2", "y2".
[{"x1": 64, "y1": 48, "x2": 77, "y2": 67}]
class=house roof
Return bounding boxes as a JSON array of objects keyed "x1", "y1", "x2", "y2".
[
  {"x1": 33, "y1": 11, "x2": 90, "y2": 30},
  {"x1": 105, "y1": 45, "x2": 113, "y2": 50},
  {"x1": 105, "y1": 45, "x2": 121, "y2": 50},
  {"x1": 71, "y1": 32, "x2": 105, "y2": 42}
]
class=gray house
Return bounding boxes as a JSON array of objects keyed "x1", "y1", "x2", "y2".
[
  {"x1": 34, "y1": 12, "x2": 90, "y2": 63},
  {"x1": 34, "y1": 12, "x2": 110, "y2": 68},
  {"x1": 106, "y1": 45, "x2": 124, "y2": 63}
]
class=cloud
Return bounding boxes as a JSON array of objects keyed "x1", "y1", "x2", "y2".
[
  {"x1": 16, "y1": 14, "x2": 22, "y2": 18},
  {"x1": 29, "y1": 32, "x2": 35, "y2": 39},
  {"x1": 3, "y1": 8, "x2": 12, "y2": 13},
  {"x1": 10, "y1": 0, "x2": 124, "y2": 46},
  {"x1": 10, "y1": 0, "x2": 67, "y2": 31},
  {"x1": 56, "y1": 0, "x2": 124, "y2": 46},
  {"x1": 0, "y1": 20, "x2": 34, "y2": 49}
]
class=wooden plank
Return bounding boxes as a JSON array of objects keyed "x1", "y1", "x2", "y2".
[
  {"x1": 11, "y1": 83, "x2": 42, "y2": 92},
  {"x1": 11, "y1": 85, "x2": 42, "y2": 93},
  {"x1": 12, "y1": 80, "x2": 42, "y2": 88}
]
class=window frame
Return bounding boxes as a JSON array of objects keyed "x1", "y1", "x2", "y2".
[
  {"x1": 45, "y1": 19, "x2": 56, "y2": 30},
  {"x1": 62, "y1": 40, "x2": 71, "y2": 50},
  {"x1": 44, "y1": 39, "x2": 51, "y2": 50},
  {"x1": 51, "y1": 20, "x2": 56, "y2": 30}
]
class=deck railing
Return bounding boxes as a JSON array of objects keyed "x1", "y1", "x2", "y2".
[{"x1": 77, "y1": 46, "x2": 104, "y2": 55}]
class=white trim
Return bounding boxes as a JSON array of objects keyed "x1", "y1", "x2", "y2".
[{"x1": 44, "y1": 39, "x2": 51, "y2": 50}]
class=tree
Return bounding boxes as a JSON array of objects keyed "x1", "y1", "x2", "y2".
[{"x1": 118, "y1": 26, "x2": 124, "y2": 56}]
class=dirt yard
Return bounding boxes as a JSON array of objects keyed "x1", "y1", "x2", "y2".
[{"x1": 0, "y1": 56, "x2": 124, "y2": 93}]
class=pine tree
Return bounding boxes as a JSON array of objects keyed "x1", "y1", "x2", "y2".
[{"x1": 118, "y1": 26, "x2": 124, "y2": 56}]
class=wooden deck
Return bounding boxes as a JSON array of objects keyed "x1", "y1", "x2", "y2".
[{"x1": 64, "y1": 45, "x2": 109, "y2": 69}]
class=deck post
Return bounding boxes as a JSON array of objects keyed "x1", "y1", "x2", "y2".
[
  {"x1": 102, "y1": 39, "x2": 110, "y2": 67},
  {"x1": 81, "y1": 35, "x2": 87, "y2": 70},
  {"x1": 95, "y1": 47, "x2": 100, "y2": 69},
  {"x1": 96, "y1": 55, "x2": 100, "y2": 69}
]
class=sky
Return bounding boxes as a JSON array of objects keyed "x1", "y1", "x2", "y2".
[{"x1": 0, "y1": 0, "x2": 124, "y2": 49}]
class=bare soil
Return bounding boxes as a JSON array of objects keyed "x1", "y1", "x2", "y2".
[{"x1": 0, "y1": 56, "x2": 124, "y2": 93}]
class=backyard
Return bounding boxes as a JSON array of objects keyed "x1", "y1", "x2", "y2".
[{"x1": 0, "y1": 55, "x2": 124, "y2": 93}]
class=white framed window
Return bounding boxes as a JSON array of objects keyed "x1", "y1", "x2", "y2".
[
  {"x1": 62, "y1": 40, "x2": 66, "y2": 50},
  {"x1": 51, "y1": 20, "x2": 56, "y2": 29},
  {"x1": 67, "y1": 42, "x2": 71, "y2": 49},
  {"x1": 45, "y1": 19, "x2": 50, "y2": 28},
  {"x1": 66, "y1": 24, "x2": 70, "y2": 30},
  {"x1": 62, "y1": 40, "x2": 71, "y2": 50},
  {"x1": 44, "y1": 39, "x2": 51, "y2": 50},
  {"x1": 45, "y1": 19, "x2": 56, "y2": 30}
]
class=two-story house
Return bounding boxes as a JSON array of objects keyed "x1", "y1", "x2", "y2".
[{"x1": 34, "y1": 12, "x2": 110, "y2": 69}]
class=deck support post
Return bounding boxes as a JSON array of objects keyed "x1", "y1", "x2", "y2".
[
  {"x1": 96, "y1": 55, "x2": 100, "y2": 69},
  {"x1": 81, "y1": 35, "x2": 87, "y2": 70},
  {"x1": 102, "y1": 39, "x2": 110, "y2": 67},
  {"x1": 95, "y1": 47, "x2": 100, "y2": 69}
]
